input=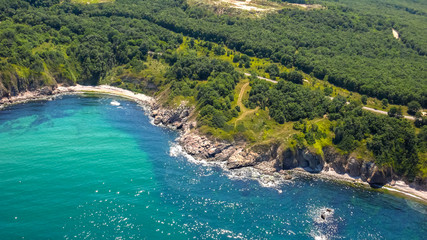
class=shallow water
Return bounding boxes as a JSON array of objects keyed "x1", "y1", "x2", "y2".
[{"x1": 0, "y1": 96, "x2": 426, "y2": 239}]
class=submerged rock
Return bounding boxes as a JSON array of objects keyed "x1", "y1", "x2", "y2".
[{"x1": 320, "y1": 208, "x2": 334, "y2": 221}]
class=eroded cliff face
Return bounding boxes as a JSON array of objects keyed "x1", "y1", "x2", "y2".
[
  {"x1": 322, "y1": 147, "x2": 394, "y2": 187},
  {"x1": 279, "y1": 148, "x2": 323, "y2": 173}
]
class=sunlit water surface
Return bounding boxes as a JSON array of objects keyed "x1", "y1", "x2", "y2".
[{"x1": 0, "y1": 96, "x2": 426, "y2": 239}]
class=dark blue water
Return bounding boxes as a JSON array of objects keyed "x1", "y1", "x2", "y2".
[{"x1": 0, "y1": 96, "x2": 426, "y2": 239}]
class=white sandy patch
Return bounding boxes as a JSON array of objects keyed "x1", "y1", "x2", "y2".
[
  {"x1": 192, "y1": 0, "x2": 322, "y2": 13},
  {"x1": 384, "y1": 181, "x2": 427, "y2": 202},
  {"x1": 221, "y1": 0, "x2": 269, "y2": 11},
  {"x1": 288, "y1": 3, "x2": 322, "y2": 9},
  {"x1": 392, "y1": 28, "x2": 400, "y2": 39}
]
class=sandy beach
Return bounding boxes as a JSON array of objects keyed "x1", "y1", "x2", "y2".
[
  {"x1": 56, "y1": 84, "x2": 154, "y2": 104},
  {"x1": 0, "y1": 84, "x2": 154, "y2": 109}
]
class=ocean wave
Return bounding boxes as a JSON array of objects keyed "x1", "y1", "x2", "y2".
[
  {"x1": 223, "y1": 167, "x2": 291, "y2": 190},
  {"x1": 307, "y1": 206, "x2": 343, "y2": 240},
  {"x1": 169, "y1": 141, "x2": 224, "y2": 168}
]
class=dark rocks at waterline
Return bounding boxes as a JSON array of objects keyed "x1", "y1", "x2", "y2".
[{"x1": 39, "y1": 86, "x2": 54, "y2": 96}]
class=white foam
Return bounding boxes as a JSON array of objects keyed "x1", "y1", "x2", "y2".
[
  {"x1": 169, "y1": 142, "x2": 224, "y2": 168},
  {"x1": 313, "y1": 235, "x2": 328, "y2": 240},
  {"x1": 169, "y1": 141, "x2": 291, "y2": 190}
]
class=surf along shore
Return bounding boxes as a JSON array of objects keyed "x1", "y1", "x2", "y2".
[{"x1": 1, "y1": 84, "x2": 426, "y2": 204}]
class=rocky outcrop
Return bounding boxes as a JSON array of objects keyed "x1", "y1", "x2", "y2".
[
  {"x1": 139, "y1": 102, "x2": 402, "y2": 188},
  {"x1": 150, "y1": 104, "x2": 192, "y2": 130},
  {"x1": 162, "y1": 109, "x2": 395, "y2": 187},
  {"x1": 365, "y1": 164, "x2": 393, "y2": 187},
  {"x1": 323, "y1": 147, "x2": 347, "y2": 174},
  {"x1": 227, "y1": 143, "x2": 280, "y2": 171},
  {"x1": 0, "y1": 70, "x2": 58, "y2": 99},
  {"x1": 179, "y1": 133, "x2": 235, "y2": 161},
  {"x1": 346, "y1": 157, "x2": 363, "y2": 177}
]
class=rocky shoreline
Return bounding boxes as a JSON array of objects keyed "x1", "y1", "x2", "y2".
[
  {"x1": 1, "y1": 84, "x2": 427, "y2": 203},
  {"x1": 149, "y1": 96, "x2": 427, "y2": 203}
]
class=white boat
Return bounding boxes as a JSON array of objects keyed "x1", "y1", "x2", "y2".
[{"x1": 110, "y1": 100, "x2": 120, "y2": 106}]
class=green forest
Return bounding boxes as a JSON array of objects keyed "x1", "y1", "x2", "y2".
[{"x1": 0, "y1": 0, "x2": 426, "y2": 181}]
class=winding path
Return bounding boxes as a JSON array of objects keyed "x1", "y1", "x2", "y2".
[
  {"x1": 243, "y1": 72, "x2": 416, "y2": 121},
  {"x1": 234, "y1": 82, "x2": 258, "y2": 126}
]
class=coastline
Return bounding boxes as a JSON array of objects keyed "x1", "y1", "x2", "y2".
[{"x1": 1, "y1": 85, "x2": 426, "y2": 204}]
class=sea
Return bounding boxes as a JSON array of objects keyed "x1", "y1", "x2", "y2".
[{"x1": 0, "y1": 95, "x2": 426, "y2": 239}]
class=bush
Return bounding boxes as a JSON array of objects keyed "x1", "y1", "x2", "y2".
[
  {"x1": 361, "y1": 95, "x2": 368, "y2": 105},
  {"x1": 382, "y1": 99, "x2": 389, "y2": 108},
  {"x1": 408, "y1": 101, "x2": 421, "y2": 115}
]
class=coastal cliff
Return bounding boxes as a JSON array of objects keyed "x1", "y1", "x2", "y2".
[{"x1": 149, "y1": 102, "x2": 427, "y2": 194}]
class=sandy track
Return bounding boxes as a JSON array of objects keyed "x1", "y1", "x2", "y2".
[
  {"x1": 362, "y1": 106, "x2": 415, "y2": 120},
  {"x1": 244, "y1": 72, "x2": 278, "y2": 83},
  {"x1": 238, "y1": 82, "x2": 250, "y2": 109}
]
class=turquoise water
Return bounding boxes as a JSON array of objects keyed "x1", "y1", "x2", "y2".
[{"x1": 0, "y1": 96, "x2": 426, "y2": 239}]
